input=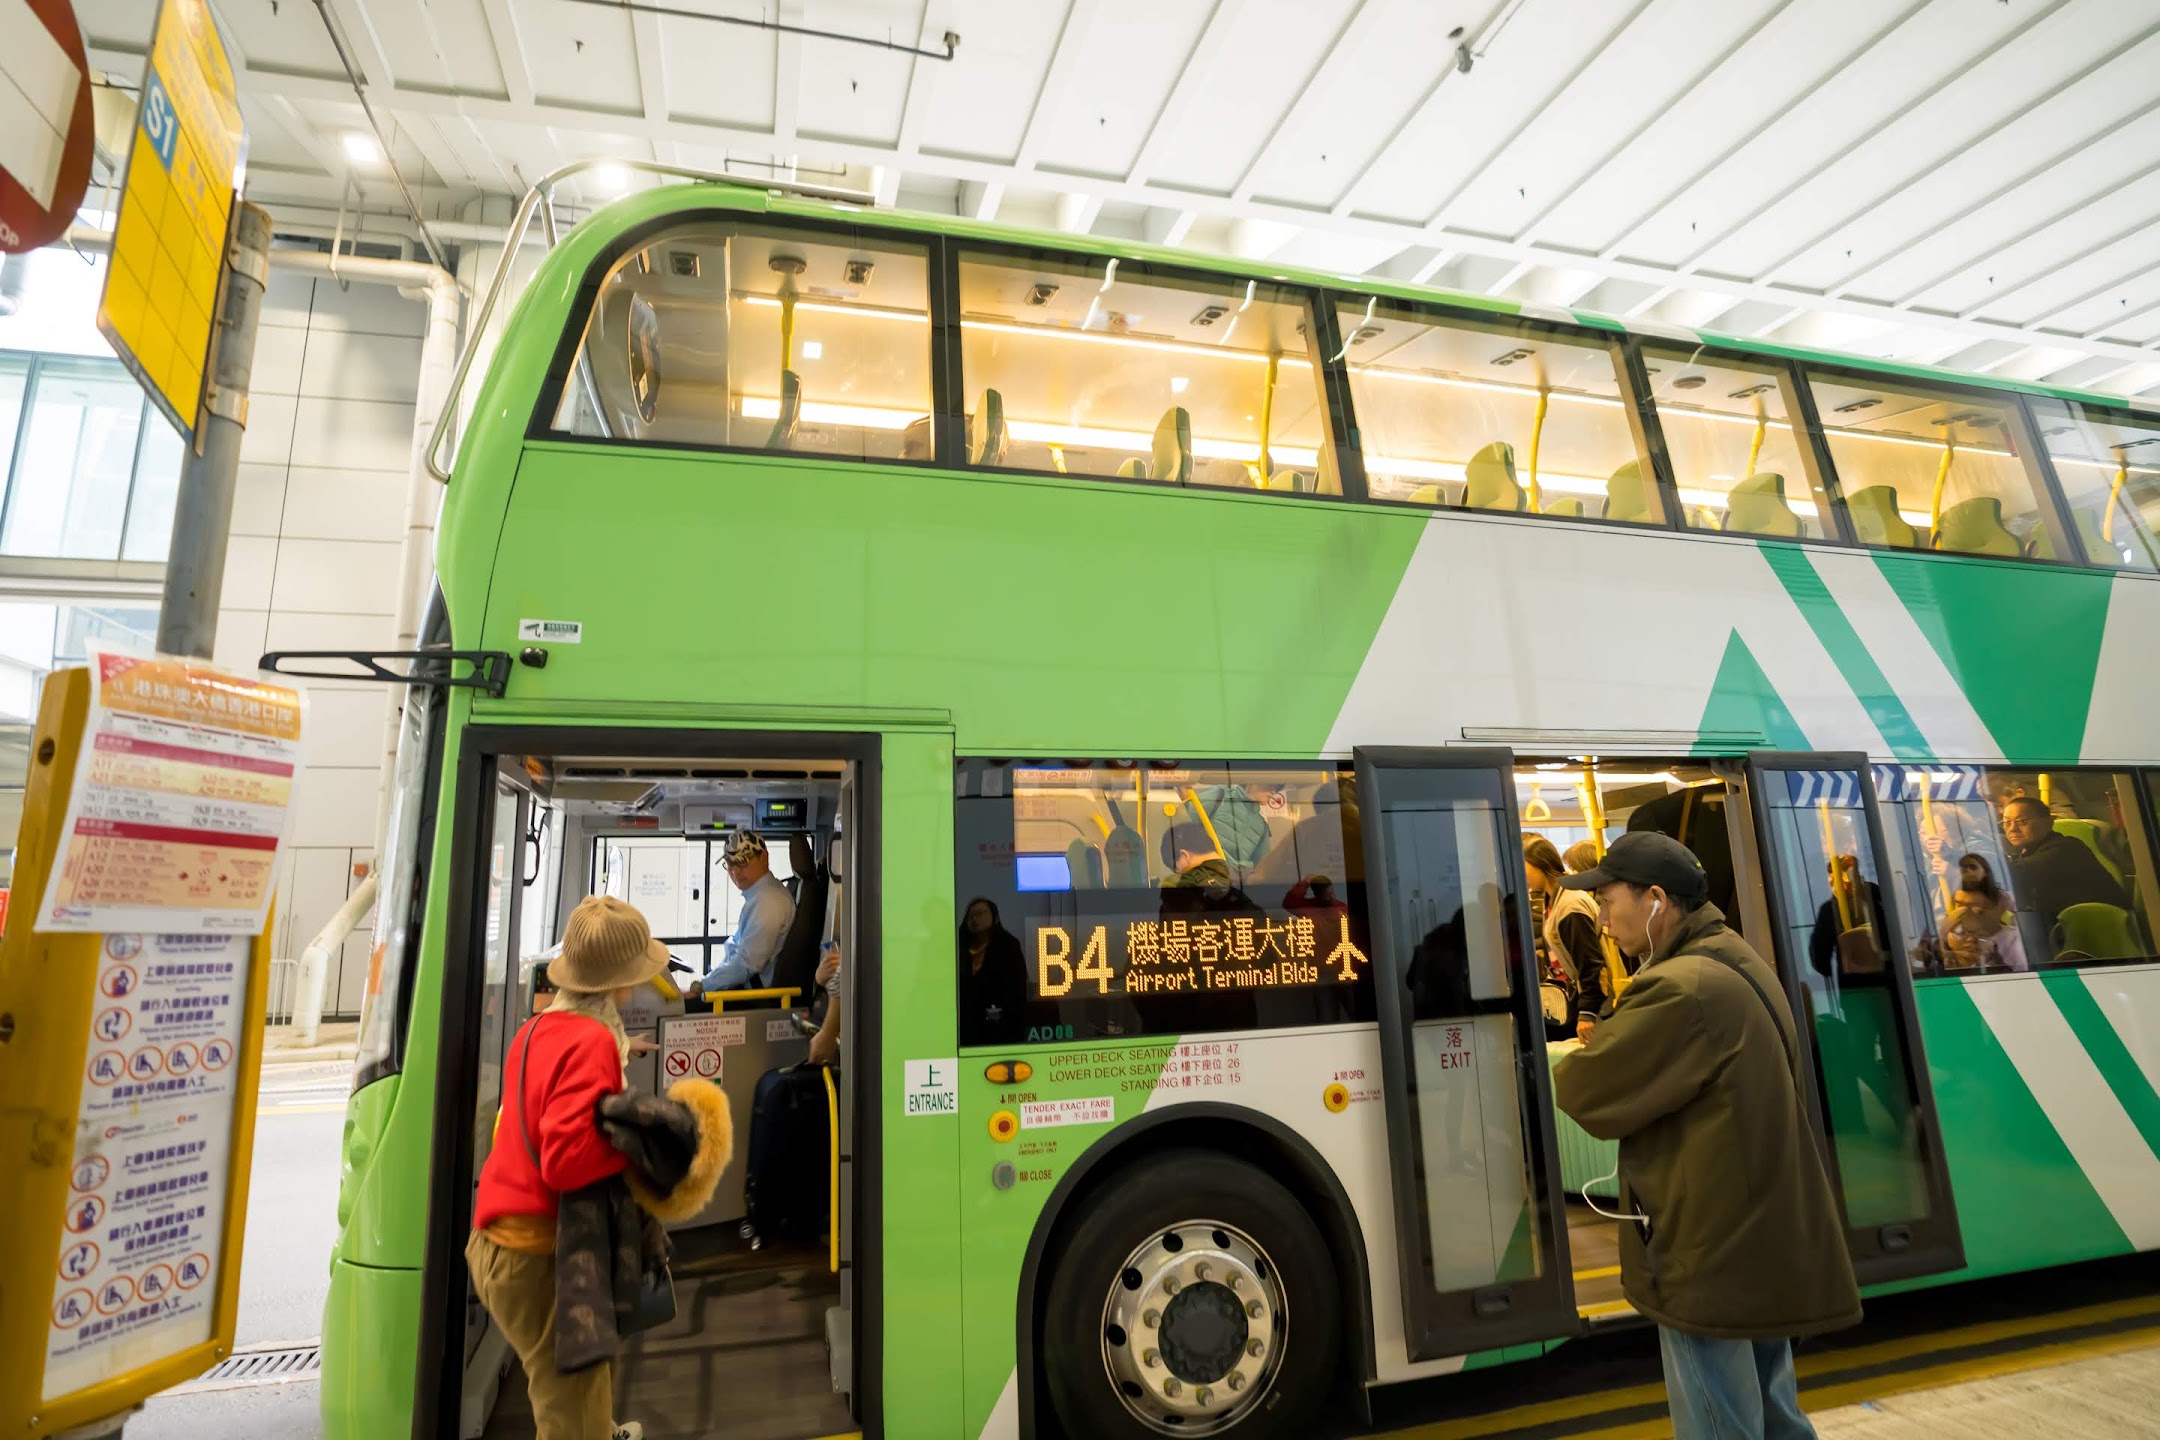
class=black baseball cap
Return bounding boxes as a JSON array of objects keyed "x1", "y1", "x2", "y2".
[{"x1": 1561, "y1": 831, "x2": 1708, "y2": 903}]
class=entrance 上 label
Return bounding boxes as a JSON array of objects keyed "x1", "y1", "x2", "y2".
[{"x1": 903, "y1": 1059, "x2": 958, "y2": 1117}]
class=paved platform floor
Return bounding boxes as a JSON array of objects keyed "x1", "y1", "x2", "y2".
[{"x1": 1812, "y1": 1342, "x2": 2160, "y2": 1439}]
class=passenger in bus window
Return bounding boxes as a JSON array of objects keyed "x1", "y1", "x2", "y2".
[
  {"x1": 1526, "y1": 835, "x2": 1607, "y2": 1042},
  {"x1": 691, "y1": 832, "x2": 796, "y2": 995},
  {"x1": 1806, "y1": 855, "x2": 1892, "y2": 978},
  {"x1": 958, "y1": 898, "x2": 1026, "y2": 1045},
  {"x1": 1551, "y1": 832, "x2": 1860, "y2": 1440},
  {"x1": 2000, "y1": 796, "x2": 2128, "y2": 940},
  {"x1": 1942, "y1": 855, "x2": 2027, "y2": 973}
]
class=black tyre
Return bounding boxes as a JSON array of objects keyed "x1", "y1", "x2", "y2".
[{"x1": 1041, "y1": 1149, "x2": 1341, "y2": 1439}]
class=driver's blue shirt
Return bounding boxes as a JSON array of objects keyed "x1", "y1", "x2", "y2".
[{"x1": 701, "y1": 872, "x2": 795, "y2": 991}]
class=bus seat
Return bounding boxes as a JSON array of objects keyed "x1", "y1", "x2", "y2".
[
  {"x1": 898, "y1": 414, "x2": 933, "y2": 461},
  {"x1": 766, "y1": 370, "x2": 803, "y2": 449},
  {"x1": 1934, "y1": 496, "x2": 2020, "y2": 557},
  {"x1": 1725, "y1": 472, "x2": 1804, "y2": 538},
  {"x1": 1845, "y1": 485, "x2": 1918, "y2": 548},
  {"x1": 1406, "y1": 484, "x2": 1445, "y2": 506},
  {"x1": 1694, "y1": 506, "x2": 1725, "y2": 531},
  {"x1": 2052, "y1": 818, "x2": 2128, "y2": 887},
  {"x1": 968, "y1": 389, "x2": 1008, "y2": 466},
  {"x1": 1464, "y1": 442, "x2": 1525, "y2": 511},
  {"x1": 1066, "y1": 837, "x2": 1104, "y2": 889},
  {"x1": 1117, "y1": 457, "x2": 1147, "y2": 479},
  {"x1": 2053, "y1": 902, "x2": 2141, "y2": 962},
  {"x1": 1265, "y1": 469, "x2": 1310, "y2": 493},
  {"x1": 1604, "y1": 460, "x2": 1652, "y2": 523},
  {"x1": 1544, "y1": 497, "x2": 1585, "y2": 518},
  {"x1": 1152, "y1": 407, "x2": 1192, "y2": 484}
]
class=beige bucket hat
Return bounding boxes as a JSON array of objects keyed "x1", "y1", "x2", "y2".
[{"x1": 548, "y1": 894, "x2": 671, "y2": 993}]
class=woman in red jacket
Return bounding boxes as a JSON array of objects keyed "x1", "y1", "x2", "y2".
[{"x1": 467, "y1": 894, "x2": 669, "y2": 1440}]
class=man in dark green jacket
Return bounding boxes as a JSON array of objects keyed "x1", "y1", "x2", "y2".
[{"x1": 1553, "y1": 832, "x2": 1860, "y2": 1440}]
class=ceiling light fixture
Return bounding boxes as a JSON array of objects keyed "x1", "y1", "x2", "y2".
[{"x1": 342, "y1": 131, "x2": 382, "y2": 165}]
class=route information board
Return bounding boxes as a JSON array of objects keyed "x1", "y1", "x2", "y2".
[
  {"x1": 37, "y1": 650, "x2": 305, "y2": 936},
  {"x1": 96, "y1": 0, "x2": 244, "y2": 439}
]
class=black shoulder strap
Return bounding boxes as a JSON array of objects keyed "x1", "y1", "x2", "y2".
[{"x1": 514, "y1": 1014, "x2": 547, "y2": 1170}]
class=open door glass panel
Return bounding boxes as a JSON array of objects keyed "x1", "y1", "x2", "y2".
[
  {"x1": 1745, "y1": 754, "x2": 1964, "y2": 1283},
  {"x1": 1356, "y1": 748, "x2": 1576, "y2": 1360}
]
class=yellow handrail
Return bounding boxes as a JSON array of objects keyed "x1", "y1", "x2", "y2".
[
  {"x1": 1527, "y1": 389, "x2": 1548, "y2": 512},
  {"x1": 1821, "y1": 801, "x2": 1855, "y2": 932},
  {"x1": 1258, "y1": 352, "x2": 1279, "y2": 484},
  {"x1": 707, "y1": 986, "x2": 804, "y2": 1010},
  {"x1": 2104, "y1": 459, "x2": 2128, "y2": 543},
  {"x1": 821, "y1": 1064, "x2": 840, "y2": 1274},
  {"x1": 1917, "y1": 771, "x2": 1951, "y2": 915},
  {"x1": 1928, "y1": 441, "x2": 1955, "y2": 543},
  {"x1": 1182, "y1": 786, "x2": 1228, "y2": 861},
  {"x1": 779, "y1": 293, "x2": 797, "y2": 369},
  {"x1": 1747, "y1": 416, "x2": 1766, "y2": 478},
  {"x1": 1580, "y1": 762, "x2": 1607, "y2": 858}
]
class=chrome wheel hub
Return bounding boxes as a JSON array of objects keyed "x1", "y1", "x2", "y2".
[{"x1": 1100, "y1": 1221, "x2": 1286, "y2": 1434}]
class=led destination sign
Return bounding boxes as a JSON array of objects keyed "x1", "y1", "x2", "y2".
[{"x1": 1029, "y1": 911, "x2": 1369, "y2": 1000}]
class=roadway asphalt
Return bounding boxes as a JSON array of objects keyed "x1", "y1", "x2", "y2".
[{"x1": 124, "y1": 1061, "x2": 346, "y2": 1440}]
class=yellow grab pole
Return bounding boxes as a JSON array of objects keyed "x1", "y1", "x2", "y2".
[
  {"x1": 780, "y1": 293, "x2": 797, "y2": 370},
  {"x1": 1527, "y1": 388, "x2": 1549, "y2": 512},
  {"x1": 1918, "y1": 771, "x2": 1951, "y2": 914},
  {"x1": 1929, "y1": 441, "x2": 1955, "y2": 544},
  {"x1": 1747, "y1": 416, "x2": 1767, "y2": 477},
  {"x1": 2103, "y1": 459, "x2": 2128, "y2": 543},
  {"x1": 1258, "y1": 353, "x2": 1279, "y2": 485},
  {"x1": 1822, "y1": 799, "x2": 1854, "y2": 931},
  {"x1": 822, "y1": 1064, "x2": 840, "y2": 1274},
  {"x1": 1580, "y1": 763, "x2": 1608, "y2": 858},
  {"x1": 1182, "y1": 786, "x2": 1228, "y2": 861}
]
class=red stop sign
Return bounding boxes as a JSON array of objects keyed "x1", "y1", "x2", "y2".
[{"x1": 0, "y1": 0, "x2": 95, "y2": 254}]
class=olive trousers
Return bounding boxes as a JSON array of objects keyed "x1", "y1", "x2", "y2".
[{"x1": 466, "y1": 1230, "x2": 616, "y2": 1440}]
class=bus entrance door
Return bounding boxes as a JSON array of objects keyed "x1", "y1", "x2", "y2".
[
  {"x1": 1353, "y1": 747, "x2": 1580, "y2": 1362},
  {"x1": 1735, "y1": 752, "x2": 1965, "y2": 1285}
]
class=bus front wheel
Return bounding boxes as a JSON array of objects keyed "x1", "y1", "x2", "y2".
[{"x1": 1041, "y1": 1149, "x2": 1340, "y2": 1438}]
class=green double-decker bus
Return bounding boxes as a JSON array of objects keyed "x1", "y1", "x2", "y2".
[{"x1": 310, "y1": 169, "x2": 2160, "y2": 1440}]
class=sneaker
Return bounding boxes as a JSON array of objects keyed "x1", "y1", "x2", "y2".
[{"x1": 612, "y1": 1424, "x2": 644, "y2": 1440}]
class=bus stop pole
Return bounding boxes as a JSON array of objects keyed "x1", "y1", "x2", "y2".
[{"x1": 157, "y1": 202, "x2": 274, "y2": 660}]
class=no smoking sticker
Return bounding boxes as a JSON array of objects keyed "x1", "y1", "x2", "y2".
[{"x1": 664, "y1": 1051, "x2": 691, "y2": 1078}]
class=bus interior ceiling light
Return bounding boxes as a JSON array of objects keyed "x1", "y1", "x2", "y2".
[{"x1": 566, "y1": 0, "x2": 959, "y2": 60}]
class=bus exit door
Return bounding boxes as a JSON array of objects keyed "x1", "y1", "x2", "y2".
[
  {"x1": 1354, "y1": 747, "x2": 1580, "y2": 1361},
  {"x1": 1734, "y1": 752, "x2": 1966, "y2": 1285}
]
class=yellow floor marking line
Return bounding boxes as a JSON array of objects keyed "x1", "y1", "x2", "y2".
[
  {"x1": 1378, "y1": 1295, "x2": 2160, "y2": 1440},
  {"x1": 1572, "y1": 1265, "x2": 1622, "y2": 1281}
]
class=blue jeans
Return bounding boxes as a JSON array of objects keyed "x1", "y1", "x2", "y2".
[{"x1": 1658, "y1": 1327, "x2": 1816, "y2": 1440}]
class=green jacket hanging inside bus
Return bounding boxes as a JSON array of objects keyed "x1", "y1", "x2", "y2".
[{"x1": 1552, "y1": 832, "x2": 1861, "y2": 1440}]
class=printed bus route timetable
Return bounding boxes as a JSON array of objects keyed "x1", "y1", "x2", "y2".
[{"x1": 38, "y1": 651, "x2": 304, "y2": 937}]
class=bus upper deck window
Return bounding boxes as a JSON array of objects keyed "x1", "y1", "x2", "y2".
[
  {"x1": 548, "y1": 221, "x2": 934, "y2": 462},
  {"x1": 1336, "y1": 302, "x2": 1664, "y2": 526},
  {"x1": 955, "y1": 254, "x2": 1342, "y2": 497},
  {"x1": 1641, "y1": 347, "x2": 1830, "y2": 541},
  {"x1": 2024, "y1": 397, "x2": 2160, "y2": 570},
  {"x1": 1806, "y1": 372, "x2": 2066, "y2": 561}
]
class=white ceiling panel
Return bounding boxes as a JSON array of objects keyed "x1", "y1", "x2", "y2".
[
  {"x1": 65, "y1": 0, "x2": 2141, "y2": 404},
  {"x1": 917, "y1": 0, "x2": 1067, "y2": 160},
  {"x1": 1444, "y1": 0, "x2": 1779, "y2": 243},
  {"x1": 1777, "y1": 28, "x2": 2160, "y2": 295},
  {"x1": 1905, "y1": 165, "x2": 2160, "y2": 319},
  {"x1": 1612, "y1": 0, "x2": 2041, "y2": 272},
  {"x1": 1031, "y1": 0, "x2": 1211, "y2": 180},
  {"x1": 1142, "y1": 0, "x2": 1360, "y2": 196},
  {"x1": 1527, "y1": 0, "x2": 1889, "y2": 256},
  {"x1": 1690, "y1": 0, "x2": 2156, "y2": 283},
  {"x1": 659, "y1": 14, "x2": 778, "y2": 130},
  {"x1": 511, "y1": 0, "x2": 641, "y2": 112},
  {"x1": 1344, "y1": 0, "x2": 1632, "y2": 225},
  {"x1": 1244, "y1": 0, "x2": 1492, "y2": 211},
  {"x1": 372, "y1": 0, "x2": 509, "y2": 97}
]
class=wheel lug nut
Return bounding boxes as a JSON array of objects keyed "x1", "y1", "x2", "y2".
[
  {"x1": 1246, "y1": 1299, "x2": 1263, "y2": 1318},
  {"x1": 1164, "y1": 1379, "x2": 1182, "y2": 1398},
  {"x1": 1195, "y1": 1262, "x2": 1211, "y2": 1281},
  {"x1": 1230, "y1": 1275, "x2": 1244, "y2": 1291},
  {"x1": 1143, "y1": 1349, "x2": 1160, "y2": 1368},
  {"x1": 1228, "y1": 1372, "x2": 1246, "y2": 1391},
  {"x1": 1163, "y1": 1276, "x2": 1179, "y2": 1295},
  {"x1": 1195, "y1": 1386, "x2": 1212, "y2": 1404},
  {"x1": 1247, "y1": 1338, "x2": 1265, "y2": 1356},
  {"x1": 1143, "y1": 1309, "x2": 1160, "y2": 1328}
]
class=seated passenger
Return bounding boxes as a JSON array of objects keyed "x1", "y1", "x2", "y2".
[
  {"x1": 2002, "y1": 796, "x2": 2127, "y2": 934},
  {"x1": 1159, "y1": 820, "x2": 1263, "y2": 919},
  {"x1": 958, "y1": 897, "x2": 1026, "y2": 1045},
  {"x1": 693, "y1": 832, "x2": 796, "y2": 995},
  {"x1": 1942, "y1": 853, "x2": 2027, "y2": 973}
]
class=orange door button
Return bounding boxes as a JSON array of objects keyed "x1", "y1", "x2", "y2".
[{"x1": 984, "y1": 1061, "x2": 1034, "y2": 1084}]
